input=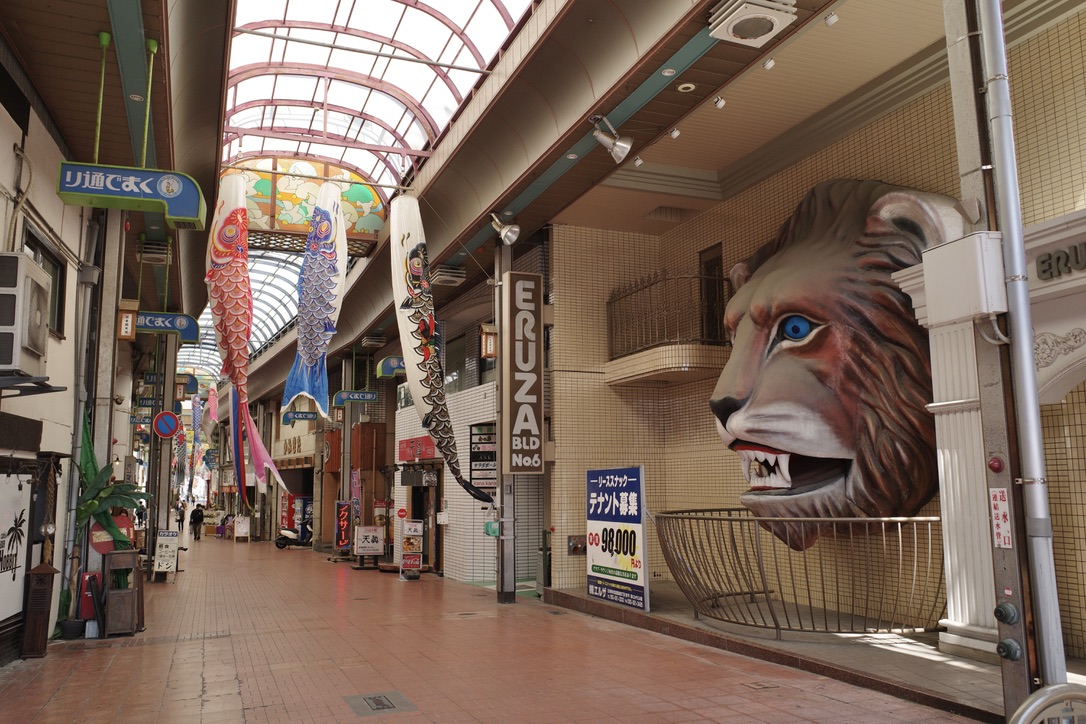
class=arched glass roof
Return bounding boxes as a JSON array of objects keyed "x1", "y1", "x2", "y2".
[{"x1": 177, "y1": 0, "x2": 533, "y2": 386}]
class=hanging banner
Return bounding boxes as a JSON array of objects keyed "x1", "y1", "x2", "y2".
[
  {"x1": 500, "y1": 272, "x2": 544, "y2": 474},
  {"x1": 586, "y1": 466, "x2": 649, "y2": 612}
]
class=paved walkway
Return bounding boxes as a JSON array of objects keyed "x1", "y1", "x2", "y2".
[{"x1": 0, "y1": 530, "x2": 980, "y2": 723}]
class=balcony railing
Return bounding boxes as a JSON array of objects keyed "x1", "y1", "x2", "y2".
[
  {"x1": 655, "y1": 509, "x2": 945, "y2": 636},
  {"x1": 607, "y1": 270, "x2": 730, "y2": 360}
]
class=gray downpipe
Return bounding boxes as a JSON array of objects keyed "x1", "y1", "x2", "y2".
[{"x1": 976, "y1": 0, "x2": 1066, "y2": 684}]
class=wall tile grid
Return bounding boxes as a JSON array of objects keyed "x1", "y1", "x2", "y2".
[
  {"x1": 547, "y1": 10, "x2": 1086, "y2": 612},
  {"x1": 1041, "y1": 379, "x2": 1086, "y2": 658}
]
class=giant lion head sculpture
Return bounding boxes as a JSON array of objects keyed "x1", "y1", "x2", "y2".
[{"x1": 710, "y1": 179, "x2": 966, "y2": 550}]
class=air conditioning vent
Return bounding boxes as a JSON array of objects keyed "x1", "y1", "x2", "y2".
[
  {"x1": 708, "y1": 0, "x2": 796, "y2": 48},
  {"x1": 0, "y1": 252, "x2": 51, "y2": 377},
  {"x1": 429, "y1": 265, "x2": 467, "y2": 286},
  {"x1": 138, "y1": 239, "x2": 171, "y2": 266}
]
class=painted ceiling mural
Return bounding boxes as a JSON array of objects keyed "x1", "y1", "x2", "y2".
[{"x1": 227, "y1": 158, "x2": 385, "y2": 237}]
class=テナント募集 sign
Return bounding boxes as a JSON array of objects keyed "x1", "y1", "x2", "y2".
[{"x1": 501, "y1": 272, "x2": 544, "y2": 474}]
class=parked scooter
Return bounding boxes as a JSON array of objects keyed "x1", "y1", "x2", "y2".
[{"x1": 275, "y1": 521, "x2": 312, "y2": 549}]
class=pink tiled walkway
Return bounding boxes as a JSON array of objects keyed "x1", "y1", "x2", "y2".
[{"x1": 0, "y1": 532, "x2": 976, "y2": 722}]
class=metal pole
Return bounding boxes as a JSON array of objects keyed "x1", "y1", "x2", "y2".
[
  {"x1": 495, "y1": 241, "x2": 516, "y2": 603},
  {"x1": 976, "y1": 0, "x2": 1066, "y2": 684}
]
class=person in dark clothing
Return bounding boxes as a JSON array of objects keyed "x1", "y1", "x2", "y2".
[{"x1": 190, "y1": 504, "x2": 205, "y2": 540}]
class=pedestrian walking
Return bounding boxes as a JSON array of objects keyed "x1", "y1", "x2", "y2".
[{"x1": 190, "y1": 504, "x2": 205, "y2": 540}]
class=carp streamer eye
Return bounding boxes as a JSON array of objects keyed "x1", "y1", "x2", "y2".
[
  {"x1": 318, "y1": 220, "x2": 330, "y2": 236},
  {"x1": 222, "y1": 224, "x2": 240, "y2": 243},
  {"x1": 780, "y1": 314, "x2": 814, "y2": 341},
  {"x1": 409, "y1": 257, "x2": 424, "y2": 276}
]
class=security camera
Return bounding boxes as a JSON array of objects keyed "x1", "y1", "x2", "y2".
[{"x1": 113, "y1": 394, "x2": 126, "y2": 405}]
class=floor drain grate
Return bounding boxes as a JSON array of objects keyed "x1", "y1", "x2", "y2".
[
  {"x1": 364, "y1": 695, "x2": 395, "y2": 711},
  {"x1": 344, "y1": 691, "x2": 416, "y2": 717}
]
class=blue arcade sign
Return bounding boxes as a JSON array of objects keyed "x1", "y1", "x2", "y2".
[
  {"x1": 129, "y1": 414, "x2": 152, "y2": 425},
  {"x1": 137, "y1": 397, "x2": 158, "y2": 408},
  {"x1": 56, "y1": 162, "x2": 206, "y2": 230},
  {"x1": 136, "y1": 312, "x2": 199, "y2": 343},
  {"x1": 333, "y1": 390, "x2": 378, "y2": 405},
  {"x1": 282, "y1": 411, "x2": 319, "y2": 424},
  {"x1": 376, "y1": 356, "x2": 406, "y2": 378}
]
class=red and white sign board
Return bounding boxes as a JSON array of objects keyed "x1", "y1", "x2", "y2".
[
  {"x1": 396, "y1": 508, "x2": 407, "y2": 519},
  {"x1": 398, "y1": 435, "x2": 436, "y2": 462},
  {"x1": 401, "y1": 553, "x2": 421, "y2": 570}
]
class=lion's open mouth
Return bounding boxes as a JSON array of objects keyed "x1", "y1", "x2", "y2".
[{"x1": 732, "y1": 443, "x2": 849, "y2": 495}]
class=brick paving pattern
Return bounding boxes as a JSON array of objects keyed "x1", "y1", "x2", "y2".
[{"x1": 0, "y1": 532, "x2": 978, "y2": 722}]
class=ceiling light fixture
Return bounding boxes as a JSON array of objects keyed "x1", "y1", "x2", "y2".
[
  {"x1": 669, "y1": 128, "x2": 681, "y2": 139},
  {"x1": 661, "y1": 68, "x2": 677, "y2": 77},
  {"x1": 633, "y1": 156, "x2": 644, "y2": 167},
  {"x1": 677, "y1": 82, "x2": 696, "y2": 93},
  {"x1": 824, "y1": 12, "x2": 838, "y2": 27},
  {"x1": 762, "y1": 58, "x2": 776, "y2": 70},
  {"x1": 590, "y1": 115, "x2": 633, "y2": 164},
  {"x1": 713, "y1": 96, "x2": 726, "y2": 109},
  {"x1": 491, "y1": 213, "x2": 520, "y2": 246}
]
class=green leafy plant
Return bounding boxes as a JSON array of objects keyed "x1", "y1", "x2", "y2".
[{"x1": 66, "y1": 462, "x2": 149, "y2": 619}]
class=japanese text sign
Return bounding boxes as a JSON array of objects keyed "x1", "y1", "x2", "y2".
[{"x1": 586, "y1": 466, "x2": 649, "y2": 611}]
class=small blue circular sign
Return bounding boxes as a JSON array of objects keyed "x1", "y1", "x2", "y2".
[{"x1": 153, "y1": 411, "x2": 181, "y2": 439}]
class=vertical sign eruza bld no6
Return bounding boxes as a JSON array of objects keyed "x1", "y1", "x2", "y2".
[
  {"x1": 500, "y1": 271, "x2": 544, "y2": 474},
  {"x1": 586, "y1": 466, "x2": 649, "y2": 611}
]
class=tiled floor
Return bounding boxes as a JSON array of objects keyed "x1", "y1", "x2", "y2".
[{"x1": 0, "y1": 531, "x2": 983, "y2": 723}]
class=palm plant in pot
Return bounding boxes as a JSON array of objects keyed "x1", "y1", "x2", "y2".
[{"x1": 59, "y1": 461, "x2": 149, "y2": 638}]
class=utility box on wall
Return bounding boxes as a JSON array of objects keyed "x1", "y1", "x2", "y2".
[{"x1": 922, "y1": 232, "x2": 1008, "y2": 326}]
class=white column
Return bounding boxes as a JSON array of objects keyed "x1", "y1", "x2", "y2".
[{"x1": 895, "y1": 267, "x2": 997, "y2": 655}]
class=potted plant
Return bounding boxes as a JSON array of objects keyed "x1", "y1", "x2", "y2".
[{"x1": 59, "y1": 461, "x2": 148, "y2": 636}]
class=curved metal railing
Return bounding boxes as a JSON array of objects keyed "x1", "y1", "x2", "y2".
[{"x1": 655, "y1": 509, "x2": 945, "y2": 636}]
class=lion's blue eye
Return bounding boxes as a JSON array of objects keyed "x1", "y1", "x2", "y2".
[{"x1": 780, "y1": 315, "x2": 813, "y2": 341}]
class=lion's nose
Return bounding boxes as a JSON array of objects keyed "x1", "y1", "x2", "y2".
[{"x1": 710, "y1": 396, "x2": 745, "y2": 426}]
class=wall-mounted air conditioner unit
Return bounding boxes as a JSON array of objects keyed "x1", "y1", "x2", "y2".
[{"x1": 0, "y1": 252, "x2": 51, "y2": 377}]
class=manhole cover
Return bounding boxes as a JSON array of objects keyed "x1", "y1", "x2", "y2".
[
  {"x1": 742, "y1": 682, "x2": 779, "y2": 690},
  {"x1": 364, "y1": 695, "x2": 395, "y2": 711},
  {"x1": 344, "y1": 691, "x2": 416, "y2": 717}
]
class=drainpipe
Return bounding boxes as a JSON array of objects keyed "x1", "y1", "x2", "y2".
[{"x1": 976, "y1": 0, "x2": 1065, "y2": 684}]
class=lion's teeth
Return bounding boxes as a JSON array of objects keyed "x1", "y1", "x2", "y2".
[
  {"x1": 741, "y1": 455, "x2": 752, "y2": 482},
  {"x1": 765, "y1": 452, "x2": 777, "y2": 469},
  {"x1": 779, "y1": 453, "x2": 791, "y2": 483},
  {"x1": 755, "y1": 450, "x2": 766, "y2": 463},
  {"x1": 762, "y1": 472, "x2": 790, "y2": 489}
]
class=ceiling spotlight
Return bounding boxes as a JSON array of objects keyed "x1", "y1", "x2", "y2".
[
  {"x1": 633, "y1": 156, "x2": 644, "y2": 168},
  {"x1": 490, "y1": 213, "x2": 520, "y2": 246},
  {"x1": 590, "y1": 115, "x2": 633, "y2": 164},
  {"x1": 713, "y1": 96, "x2": 726, "y2": 109},
  {"x1": 669, "y1": 128, "x2": 681, "y2": 139},
  {"x1": 677, "y1": 82, "x2": 696, "y2": 93},
  {"x1": 824, "y1": 12, "x2": 838, "y2": 27},
  {"x1": 762, "y1": 58, "x2": 776, "y2": 70}
]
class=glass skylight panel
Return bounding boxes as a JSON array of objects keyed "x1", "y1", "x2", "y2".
[
  {"x1": 359, "y1": 0, "x2": 404, "y2": 39},
  {"x1": 386, "y1": 57, "x2": 440, "y2": 101},
  {"x1": 235, "y1": 0, "x2": 286, "y2": 28},
  {"x1": 325, "y1": 79, "x2": 365, "y2": 110},
  {"x1": 464, "y1": 5, "x2": 508, "y2": 62},
  {"x1": 402, "y1": 11, "x2": 454, "y2": 61},
  {"x1": 282, "y1": 28, "x2": 332, "y2": 66},
  {"x1": 273, "y1": 74, "x2": 318, "y2": 102},
  {"x1": 234, "y1": 76, "x2": 276, "y2": 106},
  {"x1": 425, "y1": 0, "x2": 479, "y2": 30},
  {"x1": 272, "y1": 106, "x2": 316, "y2": 130},
  {"x1": 228, "y1": 106, "x2": 266, "y2": 129},
  {"x1": 308, "y1": 142, "x2": 349, "y2": 161},
  {"x1": 365, "y1": 93, "x2": 410, "y2": 132},
  {"x1": 230, "y1": 33, "x2": 271, "y2": 65},
  {"x1": 285, "y1": 0, "x2": 334, "y2": 25}
]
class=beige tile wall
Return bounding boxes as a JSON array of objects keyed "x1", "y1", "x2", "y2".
[
  {"x1": 1041, "y1": 380, "x2": 1086, "y2": 658},
  {"x1": 548, "y1": 6, "x2": 1086, "y2": 645}
]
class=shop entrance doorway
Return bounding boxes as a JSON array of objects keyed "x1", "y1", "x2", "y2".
[{"x1": 409, "y1": 471, "x2": 443, "y2": 573}]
